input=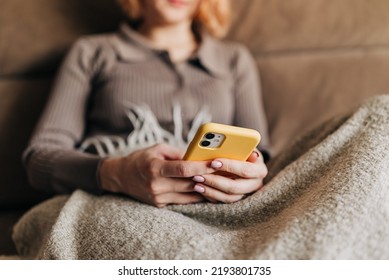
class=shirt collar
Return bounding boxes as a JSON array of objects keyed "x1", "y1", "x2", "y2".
[
  {"x1": 195, "y1": 32, "x2": 230, "y2": 76},
  {"x1": 112, "y1": 22, "x2": 229, "y2": 76},
  {"x1": 112, "y1": 22, "x2": 157, "y2": 62}
]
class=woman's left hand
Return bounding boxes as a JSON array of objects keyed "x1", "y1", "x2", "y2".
[{"x1": 192, "y1": 151, "x2": 268, "y2": 203}]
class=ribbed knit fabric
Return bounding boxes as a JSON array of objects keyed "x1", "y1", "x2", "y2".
[{"x1": 23, "y1": 23, "x2": 270, "y2": 194}]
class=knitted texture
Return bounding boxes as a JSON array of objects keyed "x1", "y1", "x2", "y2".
[{"x1": 13, "y1": 95, "x2": 389, "y2": 259}]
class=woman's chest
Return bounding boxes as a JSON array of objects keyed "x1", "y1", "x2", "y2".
[{"x1": 89, "y1": 61, "x2": 236, "y2": 130}]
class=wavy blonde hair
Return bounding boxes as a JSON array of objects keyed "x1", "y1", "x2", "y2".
[{"x1": 117, "y1": 0, "x2": 231, "y2": 38}]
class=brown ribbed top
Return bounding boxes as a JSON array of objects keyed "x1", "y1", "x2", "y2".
[{"x1": 23, "y1": 23, "x2": 270, "y2": 194}]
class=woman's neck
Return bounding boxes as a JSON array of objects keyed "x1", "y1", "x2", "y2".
[
  {"x1": 138, "y1": 20, "x2": 198, "y2": 63},
  {"x1": 138, "y1": 20, "x2": 195, "y2": 49}
]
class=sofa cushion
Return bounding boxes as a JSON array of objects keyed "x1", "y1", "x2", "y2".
[
  {"x1": 227, "y1": 0, "x2": 389, "y2": 154},
  {"x1": 0, "y1": 0, "x2": 123, "y2": 76},
  {"x1": 0, "y1": 79, "x2": 52, "y2": 208},
  {"x1": 255, "y1": 48, "x2": 389, "y2": 154},
  {"x1": 228, "y1": 0, "x2": 389, "y2": 53},
  {"x1": 0, "y1": 210, "x2": 26, "y2": 255}
]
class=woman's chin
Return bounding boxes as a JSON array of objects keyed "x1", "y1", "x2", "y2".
[{"x1": 157, "y1": 11, "x2": 193, "y2": 25}]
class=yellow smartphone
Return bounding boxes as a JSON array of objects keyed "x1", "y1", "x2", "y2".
[{"x1": 183, "y1": 122, "x2": 261, "y2": 161}]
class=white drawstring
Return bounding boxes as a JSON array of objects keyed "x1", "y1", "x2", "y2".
[
  {"x1": 79, "y1": 102, "x2": 211, "y2": 157},
  {"x1": 187, "y1": 105, "x2": 212, "y2": 142},
  {"x1": 173, "y1": 101, "x2": 184, "y2": 145}
]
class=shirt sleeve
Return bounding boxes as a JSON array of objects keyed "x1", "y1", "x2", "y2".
[
  {"x1": 232, "y1": 45, "x2": 272, "y2": 161},
  {"x1": 22, "y1": 38, "x2": 104, "y2": 194}
]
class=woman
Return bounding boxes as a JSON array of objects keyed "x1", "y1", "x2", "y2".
[{"x1": 23, "y1": 0, "x2": 270, "y2": 207}]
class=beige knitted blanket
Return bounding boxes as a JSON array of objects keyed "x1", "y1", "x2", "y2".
[{"x1": 13, "y1": 96, "x2": 389, "y2": 259}]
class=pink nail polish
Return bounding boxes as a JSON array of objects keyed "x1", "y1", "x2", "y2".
[
  {"x1": 194, "y1": 185, "x2": 205, "y2": 193},
  {"x1": 211, "y1": 160, "x2": 223, "y2": 169},
  {"x1": 193, "y1": 175, "x2": 205, "y2": 183}
]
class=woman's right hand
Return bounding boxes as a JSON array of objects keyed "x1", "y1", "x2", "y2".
[{"x1": 99, "y1": 143, "x2": 216, "y2": 207}]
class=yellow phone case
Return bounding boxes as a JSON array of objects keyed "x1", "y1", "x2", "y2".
[{"x1": 183, "y1": 123, "x2": 261, "y2": 161}]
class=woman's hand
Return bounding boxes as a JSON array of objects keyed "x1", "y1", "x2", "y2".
[
  {"x1": 191, "y1": 151, "x2": 268, "y2": 203},
  {"x1": 99, "y1": 143, "x2": 216, "y2": 207}
]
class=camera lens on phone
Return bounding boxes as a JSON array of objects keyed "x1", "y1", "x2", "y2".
[
  {"x1": 205, "y1": 133, "x2": 215, "y2": 139},
  {"x1": 201, "y1": 140, "x2": 211, "y2": 147}
]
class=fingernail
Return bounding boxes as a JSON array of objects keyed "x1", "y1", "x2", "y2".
[
  {"x1": 211, "y1": 160, "x2": 223, "y2": 169},
  {"x1": 193, "y1": 175, "x2": 205, "y2": 183},
  {"x1": 194, "y1": 184, "x2": 205, "y2": 193},
  {"x1": 253, "y1": 151, "x2": 260, "y2": 158}
]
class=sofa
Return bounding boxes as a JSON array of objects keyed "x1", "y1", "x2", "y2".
[{"x1": 1, "y1": 0, "x2": 389, "y2": 256}]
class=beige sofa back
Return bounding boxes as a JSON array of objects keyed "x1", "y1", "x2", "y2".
[
  {"x1": 1, "y1": 0, "x2": 389, "y2": 207},
  {"x1": 0, "y1": 0, "x2": 123, "y2": 207},
  {"x1": 228, "y1": 0, "x2": 389, "y2": 154}
]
